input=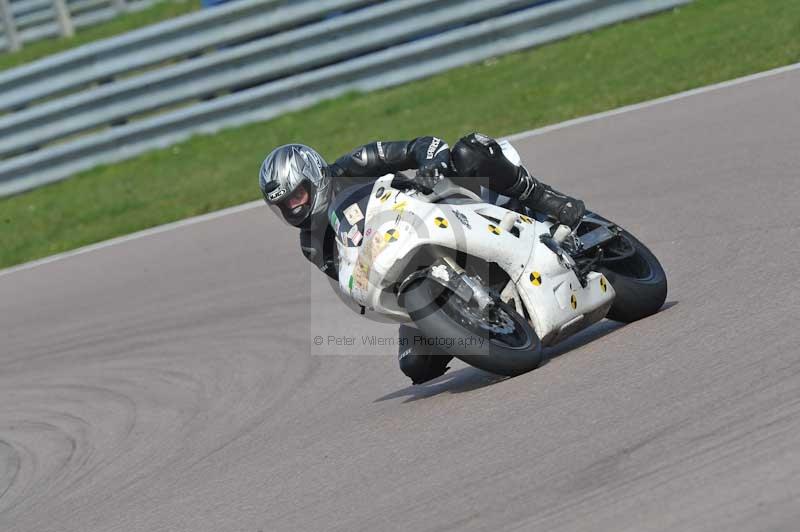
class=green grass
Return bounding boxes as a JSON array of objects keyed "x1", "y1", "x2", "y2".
[
  {"x1": 1, "y1": 0, "x2": 799, "y2": 269},
  {"x1": 0, "y1": 0, "x2": 199, "y2": 73}
]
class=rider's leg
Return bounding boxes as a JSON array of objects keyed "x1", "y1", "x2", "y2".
[
  {"x1": 397, "y1": 324, "x2": 453, "y2": 385},
  {"x1": 451, "y1": 133, "x2": 585, "y2": 228}
]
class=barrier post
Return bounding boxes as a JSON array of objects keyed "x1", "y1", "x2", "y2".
[
  {"x1": 0, "y1": 0, "x2": 21, "y2": 51},
  {"x1": 53, "y1": 0, "x2": 75, "y2": 38}
]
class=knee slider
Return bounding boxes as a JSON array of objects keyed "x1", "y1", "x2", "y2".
[
  {"x1": 452, "y1": 133, "x2": 518, "y2": 184},
  {"x1": 399, "y1": 347, "x2": 441, "y2": 385},
  {"x1": 452, "y1": 133, "x2": 494, "y2": 177}
]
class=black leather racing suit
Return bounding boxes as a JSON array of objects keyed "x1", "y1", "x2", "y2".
[
  {"x1": 299, "y1": 136, "x2": 457, "y2": 280},
  {"x1": 301, "y1": 133, "x2": 583, "y2": 385},
  {"x1": 299, "y1": 134, "x2": 532, "y2": 277}
]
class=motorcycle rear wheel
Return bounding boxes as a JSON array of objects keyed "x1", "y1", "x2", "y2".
[{"x1": 595, "y1": 226, "x2": 667, "y2": 323}]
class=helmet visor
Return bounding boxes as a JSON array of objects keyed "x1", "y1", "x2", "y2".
[{"x1": 267, "y1": 180, "x2": 317, "y2": 226}]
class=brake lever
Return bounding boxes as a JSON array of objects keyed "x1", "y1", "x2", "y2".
[{"x1": 390, "y1": 174, "x2": 434, "y2": 195}]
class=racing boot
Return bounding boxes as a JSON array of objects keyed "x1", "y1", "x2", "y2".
[
  {"x1": 398, "y1": 325, "x2": 453, "y2": 385},
  {"x1": 505, "y1": 166, "x2": 585, "y2": 228}
]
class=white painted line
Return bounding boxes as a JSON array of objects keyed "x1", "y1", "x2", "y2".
[
  {"x1": 0, "y1": 200, "x2": 264, "y2": 278},
  {"x1": 504, "y1": 61, "x2": 800, "y2": 142},
  {"x1": 3, "y1": 60, "x2": 799, "y2": 278}
]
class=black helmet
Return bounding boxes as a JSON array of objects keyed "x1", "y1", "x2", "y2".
[{"x1": 259, "y1": 144, "x2": 331, "y2": 227}]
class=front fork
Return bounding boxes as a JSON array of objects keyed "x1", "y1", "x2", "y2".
[{"x1": 398, "y1": 256, "x2": 495, "y2": 313}]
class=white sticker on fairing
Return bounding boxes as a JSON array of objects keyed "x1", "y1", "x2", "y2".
[
  {"x1": 343, "y1": 203, "x2": 364, "y2": 225},
  {"x1": 348, "y1": 225, "x2": 363, "y2": 246}
]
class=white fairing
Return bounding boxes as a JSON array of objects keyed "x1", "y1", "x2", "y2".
[{"x1": 335, "y1": 175, "x2": 615, "y2": 345}]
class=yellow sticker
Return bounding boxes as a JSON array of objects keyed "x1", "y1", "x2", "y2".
[
  {"x1": 530, "y1": 272, "x2": 542, "y2": 286},
  {"x1": 434, "y1": 217, "x2": 449, "y2": 228},
  {"x1": 392, "y1": 200, "x2": 408, "y2": 213},
  {"x1": 519, "y1": 215, "x2": 533, "y2": 224},
  {"x1": 384, "y1": 229, "x2": 400, "y2": 243},
  {"x1": 488, "y1": 224, "x2": 501, "y2": 235},
  {"x1": 600, "y1": 276, "x2": 607, "y2": 293},
  {"x1": 570, "y1": 294, "x2": 577, "y2": 310},
  {"x1": 380, "y1": 191, "x2": 392, "y2": 203}
]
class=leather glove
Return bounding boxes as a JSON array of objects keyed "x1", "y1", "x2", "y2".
[{"x1": 415, "y1": 160, "x2": 449, "y2": 192}]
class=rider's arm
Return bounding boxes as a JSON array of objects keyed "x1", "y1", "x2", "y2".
[
  {"x1": 300, "y1": 225, "x2": 338, "y2": 281},
  {"x1": 329, "y1": 137, "x2": 451, "y2": 179}
]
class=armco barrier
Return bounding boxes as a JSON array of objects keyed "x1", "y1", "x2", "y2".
[
  {"x1": 0, "y1": 0, "x2": 691, "y2": 196},
  {"x1": 0, "y1": 0, "x2": 153, "y2": 51},
  {"x1": 0, "y1": 0, "x2": 542, "y2": 157},
  {"x1": 0, "y1": 0, "x2": 374, "y2": 111}
]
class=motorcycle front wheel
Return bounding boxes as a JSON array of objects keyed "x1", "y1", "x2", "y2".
[{"x1": 401, "y1": 278, "x2": 542, "y2": 377}]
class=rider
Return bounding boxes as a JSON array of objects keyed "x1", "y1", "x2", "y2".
[{"x1": 259, "y1": 133, "x2": 585, "y2": 385}]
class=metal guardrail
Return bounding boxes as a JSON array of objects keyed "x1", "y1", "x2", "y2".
[
  {"x1": 0, "y1": 0, "x2": 541, "y2": 157},
  {"x1": 0, "y1": 0, "x2": 152, "y2": 51},
  {"x1": 0, "y1": 0, "x2": 358, "y2": 110},
  {"x1": 0, "y1": 0, "x2": 691, "y2": 197}
]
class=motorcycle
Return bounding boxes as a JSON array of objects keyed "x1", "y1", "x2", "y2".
[{"x1": 329, "y1": 155, "x2": 667, "y2": 376}]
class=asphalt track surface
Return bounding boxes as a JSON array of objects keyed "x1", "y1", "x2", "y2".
[{"x1": 2, "y1": 65, "x2": 800, "y2": 532}]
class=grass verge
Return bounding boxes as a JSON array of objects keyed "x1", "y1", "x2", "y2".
[
  {"x1": 0, "y1": 0, "x2": 199, "y2": 73},
  {"x1": 1, "y1": 0, "x2": 799, "y2": 269}
]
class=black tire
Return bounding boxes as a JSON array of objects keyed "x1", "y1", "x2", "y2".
[
  {"x1": 596, "y1": 228, "x2": 667, "y2": 323},
  {"x1": 401, "y1": 278, "x2": 542, "y2": 377}
]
